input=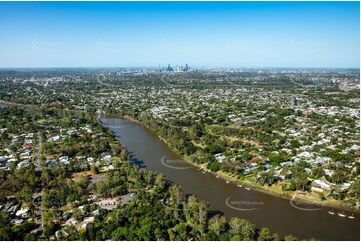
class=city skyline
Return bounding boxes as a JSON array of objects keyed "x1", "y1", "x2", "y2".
[{"x1": 0, "y1": 1, "x2": 360, "y2": 68}]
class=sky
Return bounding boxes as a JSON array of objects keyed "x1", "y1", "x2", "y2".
[{"x1": 0, "y1": 1, "x2": 359, "y2": 68}]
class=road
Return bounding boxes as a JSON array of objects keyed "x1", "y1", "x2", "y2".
[
  {"x1": 35, "y1": 131, "x2": 42, "y2": 172},
  {"x1": 35, "y1": 131, "x2": 44, "y2": 236}
]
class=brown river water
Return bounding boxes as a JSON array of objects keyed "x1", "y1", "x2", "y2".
[
  {"x1": 100, "y1": 115, "x2": 359, "y2": 241},
  {"x1": 0, "y1": 104, "x2": 358, "y2": 240}
]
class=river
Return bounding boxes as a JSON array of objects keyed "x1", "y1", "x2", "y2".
[
  {"x1": 0, "y1": 103, "x2": 359, "y2": 240},
  {"x1": 100, "y1": 115, "x2": 359, "y2": 241}
]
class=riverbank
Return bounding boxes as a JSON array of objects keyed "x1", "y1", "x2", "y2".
[
  {"x1": 100, "y1": 114, "x2": 360, "y2": 241},
  {"x1": 1, "y1": 100, "x2": 358, "y2": 213},
  {"x1": 129, "y1": 115, "x2": 359, "y2": 213}
]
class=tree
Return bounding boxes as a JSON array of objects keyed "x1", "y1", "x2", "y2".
[
  {"x1": 0, "y1": 227, "x2": 11, "y2": 241},
  {"x1": 96, "y1": 181, "x2": 108, "y2": 197},
  {"x1": 257, "y1": 171, "x2": 276, "y2": 186},
  {"x1": 228, "y1": 216, "x2": 256, "y2": 240},
  {"x1": 284, "y1": 234, "x2": 299, "y2": 241},
  {"x1": 230, "y1": 234, "x2": 242, "y2": 240},
  {"x1": 207, "y1": 161, "x2": 221, "y2": 172},
  {"x1": 168, "y1": 222, "x2": 188, "y2": 240},
  {"x1": 258, "y1": 227, "x2": 277, "y2": 241},
  {"x1": 119, "y1": 149, "x2": 129, "y2": 161},
  {"x1": 229, "y1": 218, "x2": 256, "y2": 240},
  {"x1": 185, "y1": 196, "x2": 208, "y2": 237},
  {"x1": 190, "y1": 123, "x2": 204, "y2": 140},
  {"x1": 169, "y1": 184, "x2": 183, "y2": 205},
  {"x1": 43, "y1": 223, "x2": 55, "y2": 237},
  {"x1": 111, "y1": 227, "x2": 129, "y2": 240},
  {"x1": 155, "y1": 174, "x2": 166, "y2": 189},
  {"x1": 228, "y1": 217, "x2": 242, "y2": 234},
  {"x1": 208, "y1": 214, "x2": 227, "y2": 236}
]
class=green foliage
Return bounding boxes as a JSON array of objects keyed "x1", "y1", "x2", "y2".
[
  {"x1": 0, "y1": 102, "x2": 299, "y2": 241},
  {"x1": 284, "y1": 234, "x2": 299, "y2": 241},
  {"x1": 207, "y1": 161, "x2": 221, "y2": 172},
  {"x1": 257, "y1": 227, "x2": 279, "y2": 241}
]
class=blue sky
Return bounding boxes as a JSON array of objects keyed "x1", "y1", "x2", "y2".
[{"x1": 0, "y1": 1, "x2": 359, "y2": 68}]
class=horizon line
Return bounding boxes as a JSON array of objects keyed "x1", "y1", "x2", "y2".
[{"x1": 0, "y1": 66, "x2": 360, "y2": 70}]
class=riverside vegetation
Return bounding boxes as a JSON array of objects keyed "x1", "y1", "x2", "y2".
[{"x1": 0, "y1": 106, "x2": 301, "y2": 240}]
